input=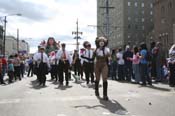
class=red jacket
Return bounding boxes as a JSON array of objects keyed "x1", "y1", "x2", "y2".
[
  {"x1": 2, "y1": 58, "x2": 7, "y2": 65},
  {"x1": 0, "y1": 59, "x2": 2, "y2": 73}
]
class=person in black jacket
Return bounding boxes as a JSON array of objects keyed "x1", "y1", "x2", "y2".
[{"x1": 123, "y1": 45, "x2": 133, "y2": 82}]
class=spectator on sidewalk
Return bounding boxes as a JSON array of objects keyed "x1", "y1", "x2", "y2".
[
  {"x1": 14, "y1": 54, "x2": 21, "y2": 81},
  {"x1": 123, "y1": 45, "x2": 133, "y2": 82},
  {"x1": 110, "y1": 49, "x2": 117, "y2": 80},
  {"x1": 8, "y1": 59, "x2": 14, "y2": 84},
  {"x1": 168, "y1": 44, "x2": 175, "y2": 87},
  {"x1": 1, "y1": 56, "x2": 7, "y2": 81},
  {"x1": 140, "y1": 43, "x2": 152, "y2": 86},
  {"x1": 131, "y1": 46, "x2": 141, "y2": 84},
  {"x1": 0, "y1": 56, "x2": 6, "y2": 84},
  {"x1": 117, "y1": 47, "x2": 125, "y2": 81},
  {"x1": 27, "y1": 57, "x2": 34, "y2": 77}
]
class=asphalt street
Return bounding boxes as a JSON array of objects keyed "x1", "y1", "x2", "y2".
[{"x1": 0, "y1": 74, "x2": 175, "y2": 116}]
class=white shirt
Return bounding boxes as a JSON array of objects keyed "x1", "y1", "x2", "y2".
[
  {"x1": 79, "y1": 51, "x2": 84, "y2": 65},
  {"x1": 82, "y1": 49, "x2": 94, "y2": 63},
  {"x1": 56, "y1": 49, "x2": 72, "y2": 64},
  {"x1": 49, "y1": 55, "x2": 57, "y2": 65},
  {"x1": 33, "y1": 52, "x2": 39, "y2": 61},
  {"x1": 117, "y1": 52, "x2": 124, "y2": 65},
  {"x1": 96, "y1": 47, "x2": 110, "y2": 57},
  {"x1": 34, "y1": 52, "x2": 50, "y2": 67}
]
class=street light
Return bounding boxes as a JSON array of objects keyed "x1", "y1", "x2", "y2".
[{"x1": 1, "y1": 13, "x2": 22, "y2": 56}]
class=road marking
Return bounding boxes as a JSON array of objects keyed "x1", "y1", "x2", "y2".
[{"x1": 0, "y1": 99, "x2": 20, "y2": 104}]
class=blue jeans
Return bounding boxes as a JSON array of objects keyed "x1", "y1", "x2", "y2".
[
  {"x1": 110, "y1": 61, "x2": 117, "y2": 79},
  {"x1": 118, "y1": 64, "x2": 124, "y2": 81},
  {"x1": 156, "y1": 64, "x2": 163, "y2": 81},
  {"x1": 2, "y1": 64, "x2": 7, "y2": 78},
  {"x1": 140, "y1": 64, "x2": 152, "y2": 85},
  {"x1": 133, "y1": 64, "x2": 140, "y2": 83}
]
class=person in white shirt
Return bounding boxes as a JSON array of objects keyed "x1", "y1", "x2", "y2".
[
  {"x1": 94, "y1": 36, "x2": 110, "y2": 101},
  {"x1": 79, "y1": 48, "x2": 85, "y2": 80},
  {"x1": 81, "y1": 41, "x2": 95, "y2": 85},
  {"x1": 49, "y1": 50, "x2": 59, "y2": 82},
  {"x1": 117, "y1": 47, "x2": 125, "y2": 81},
  {"x1": 35, "y1": 46, "x2": 50, "y2": 86},
  {"x1": 56, "y1": 43, "x2": 71, "y2": 86}
]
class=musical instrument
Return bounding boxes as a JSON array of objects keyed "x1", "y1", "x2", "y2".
[{"x1": 73, "y1": 53, "x2": 78, "y2": 64}]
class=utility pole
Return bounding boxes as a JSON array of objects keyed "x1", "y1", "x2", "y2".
[
  {"x1": 1, "y1": 13, "x2": 22, "y2": 56},
  {"x1": 72, "y1": 19, "x2": 83, "y2": 52},
  {"x1": 17, "y1": 28, "x2": 19, "y2": 53},
  {"x1": 3, "y1": 16, "x2": 7, "y2": 56},
  {"x1": 99, "y1": 0, "x2": 114, "y2": 39}
]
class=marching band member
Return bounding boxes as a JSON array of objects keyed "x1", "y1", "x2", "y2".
[
  {"x1": 49, "y1": 50, "x2": 58, "y2": 81},
  {"x1": 72, "y1": 50, "x2": 81, "y2": 77},
  {"x1": 56, "y1": 43, "x2": 72, "y2": 86},
  {"x1": 81, "y1": 41, "x2": 95, "y2": 85},
  {"x1": 35, "y1": 46, "x2": 50, "y2": 86},
  {"x1": 94, "y1": 36, "x2": 110, "y2": 100},
  {"x1": 80, "y1": 48, "x2": 85, "y2": 80}
]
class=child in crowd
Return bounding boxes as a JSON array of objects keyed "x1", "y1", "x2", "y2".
[{"x1": 8, "y1": 60, "x2": 14, "y2": 83}]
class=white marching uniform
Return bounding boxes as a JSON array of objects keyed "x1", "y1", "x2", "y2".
[
  {"x1": 56, "y1": 49, "x2": 72, "y2": 85},
  {"x1": 34, "y1": 52, "x2": 50, "y2": 68}
]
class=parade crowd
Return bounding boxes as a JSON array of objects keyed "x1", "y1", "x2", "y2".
[{"x1": 1, "y1": 37, "x2": 175, "y2": 100}]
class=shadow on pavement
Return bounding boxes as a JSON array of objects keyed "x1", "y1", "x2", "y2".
[
  {"x1": 73, "y1": 98, "x2": 128, "y2": 115},
  {"x1": 29, "y1": 80, "x2": 47, "y2": 90},
  {"x1": 73, "y1": 80, "x2": 84, "y2": 85},
  {"x1": 80, "y1": 83, "x2": 102, "y2": 89},
  {"x1": 146, "y1": 85, "x2": 171, "y2": 91},
  {"x1": 55, "y1": 85, "x2": 73, "y2": 90},
  {"x1": 138, "y1": 84, "x2": 171, "y2": 91}
]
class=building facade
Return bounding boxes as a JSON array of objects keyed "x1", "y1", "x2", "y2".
[
  {"x1": 5, "y1": 36, "x2": 29, "y2": 56},
  {"x1": 154, "y1": 0, "x2": 175, "y2": 56},
  {"x1": 97, "y1": 0, "x2": 154, "y2": 49},
  {"x1": 0, "y1": 25, "x2": 3, "y2": 55}
]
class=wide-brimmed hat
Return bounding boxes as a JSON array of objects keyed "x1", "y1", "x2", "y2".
[{"x1": 39, "y1": 46, "x2": 45, "y2": 50}]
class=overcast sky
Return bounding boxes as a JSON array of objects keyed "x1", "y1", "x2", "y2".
[{"x1": 0, "y1": 0, "x2": 97, "y2": 53}]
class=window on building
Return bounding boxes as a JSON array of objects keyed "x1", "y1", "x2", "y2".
[
  {"x1": 150, "y1": 11, "x2": 153, "y2": 15},
  {"x1": 128, "y1": 2, "x2": 131, "y2": 6},
  {"x1": 142, "y1": 11, "x2": 144, "y2": 14},
  {"x1": 150, "y1": 3, "x2": 153, "y2": 8},
  {"x1": 142, "y1": 18, "x2": 145, "y2": 22},
  {"x1": 135, "y1": 18, "x2": 138, "y2": 22},
  {"x1": 168, "y1": 1, "x2": 173, "y2": 8},
  {"x1": 135, "y1": 2, "x2": 138, "y2": 7},
  {"x1": 135, "y1": 25, "x2": 138, "y2": 29},
  {"x1": 128, "y1": 17, "x2": 131, "y2": 21},
  {"x1": 135, "y1": 11, "x2": 138, "y2": 15},
  {"x1": 143, "y1": 33, "x2": 145, "y2": 37},
  {"x1": 128, "y1": 24, "x2": 131, "y2": 29},
  {"x1": 150, "y1": 18, "x2": 153, "y2": 22},
  {"x1": 161, "y1": 6, "x2": 165, "y2": 14},
  {"x1": 128, "y1": 35, "x2": 131, "y2": 39},
  {"x1": 141, "y1": 3, "x2": 144, "y2": 7},
  {"x1": 142, "y1": 26, "x2": 145, "y2": 30}
]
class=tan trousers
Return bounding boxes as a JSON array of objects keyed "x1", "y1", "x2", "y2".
[{"x1": 95, "y1": 61, "x2": 108, "y2": 82}]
